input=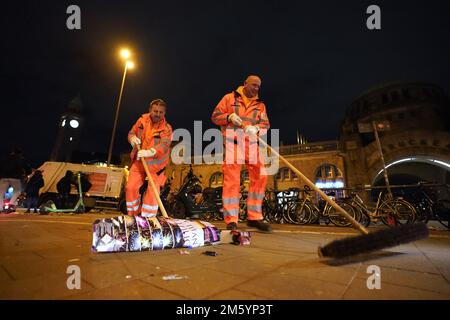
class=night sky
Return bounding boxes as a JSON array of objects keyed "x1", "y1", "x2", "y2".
[{"x1": 2, "y1": 0, "x2": 450, "y2": 167}]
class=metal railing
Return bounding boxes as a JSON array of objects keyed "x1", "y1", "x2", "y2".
[{"x1": 278, "y1": 141, "x2": 339, "y2": 156}]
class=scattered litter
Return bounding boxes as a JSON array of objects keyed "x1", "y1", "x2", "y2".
[
  {"x1": 126, "y1": 275, "x2": 132, "y2": 279},
  {"x1": 231, "y1": 231, "x2": 252, "y2": 246},
  {"x1": 203, "y1": 251, "x2": 218, "y2": 256},
  {"x1": 68, "y1": 258, "x2": 79, "y2": 262},
  {"x1": 162, "y1": 274, "x2": 188, "y2": 281},
  {"x1": 179, "y1": 249, "x2": 190, "y2": 255}
]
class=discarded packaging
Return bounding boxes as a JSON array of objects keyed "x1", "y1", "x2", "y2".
[
  {"x1": 162, "y1": 274, "x2": 188, "y2": 281},
  {"x1": 203, "y1": 251, "x2": 218, "y2": 256},
  {"x1": 231, "y1": 230, "x2": 252, "y2": 245},
  {"x1": 92, "y1": 216, "x2": 220, "y2": 253}
]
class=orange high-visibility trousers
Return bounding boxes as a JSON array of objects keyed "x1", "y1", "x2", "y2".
[
  {"x1": 222, "y1": 139, "x2": 267, "y2": 224},
  {"x1": 125, "y1": 161, "x2": 166, "y2": 218}
]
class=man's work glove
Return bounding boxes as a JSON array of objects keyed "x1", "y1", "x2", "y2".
[
  {"x1": 228, "y1": 113, "x2": 243, "y2": 126},
  {"x1": 244, "y1": 125, "x2": 259, "y2": 136},
  {"x1": 137, "y1": 148, "x2": 156, "y2": 160},
  {"x1": 130, "y1": 136, "x2": 141, "y2": 147}
]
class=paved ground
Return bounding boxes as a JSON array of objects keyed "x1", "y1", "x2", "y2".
[{"x1": 1, "y1": 210, "x2": 450, "y2": 300}]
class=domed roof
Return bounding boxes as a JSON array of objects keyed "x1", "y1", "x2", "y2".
[
  {"x1": 344, "y1": 81, "x2": 448, "y2": 120},
  {"x1": 355, "y1": 81, "x2": 441, "y2": 100}
]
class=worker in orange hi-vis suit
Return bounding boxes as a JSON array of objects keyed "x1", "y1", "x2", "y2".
[
  {"x1": 211, "y1": 75, "x2": 272, "y2": 232},
  {"x1": 126, "y1": 99, "x2": 173, "y2": 218}
]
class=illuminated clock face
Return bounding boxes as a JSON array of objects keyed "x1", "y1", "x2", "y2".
[
  {"x1": 69, "y1": 119, "x2": 79, "y2": 128},
  {"x1": 61, "y1": 119, "x2": 66, "y2": 127}
]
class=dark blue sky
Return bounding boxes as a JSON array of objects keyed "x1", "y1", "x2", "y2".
[{"x1": 2, "y1": 0, "x2": 450, "y2": 166}]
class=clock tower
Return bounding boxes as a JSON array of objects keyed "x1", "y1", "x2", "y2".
[{"x1": 50, "y1": 95, "x2": 84, "y2": 162}]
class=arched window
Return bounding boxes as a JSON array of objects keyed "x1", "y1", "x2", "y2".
[
  {"x1": 276, "y1": 167, "x2": 297, "y2": 181},
  {"x1": 315, "y1": 164, "x2": 345, "y2": 197},
  {"x1": 209, "y1": 172, "x2": 223, "y2": 187}
]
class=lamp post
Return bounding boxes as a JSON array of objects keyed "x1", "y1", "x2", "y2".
[
  {"x1": 107, "y1": 49, "x2": 135, "y2": 166},
  {"x1": 357, "y1": 119, "x2": 393, "y2": 198}
]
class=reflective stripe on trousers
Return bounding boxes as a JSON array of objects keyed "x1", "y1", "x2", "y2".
[{"x1": 222, "y1": 142, "x2": 267, "y2": 224}]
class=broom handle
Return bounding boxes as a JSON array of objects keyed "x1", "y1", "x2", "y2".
[
  {"x1": 257, "y1": 136, "x2": 369, "y2": 235},
  {"x1": 136, "y1": 145, "x2": 169, "y2": 218}
]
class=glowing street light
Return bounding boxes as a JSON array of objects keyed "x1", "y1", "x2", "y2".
[
  {"x1": 107, "y1": 48, "x2": 136, "y2": 166},
  {"x1": 120, "y1": 48, "x2": 131, "y2": 59},
  {"x1": 126, "y1": 60, "x2": 135, "y2": 69}
]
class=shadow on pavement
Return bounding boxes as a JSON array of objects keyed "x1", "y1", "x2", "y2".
[{"x1": 320, "y1": 251, "x2": 405, "y2": 266}]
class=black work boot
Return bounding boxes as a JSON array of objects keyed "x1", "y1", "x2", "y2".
[
  {"x1": 226, "y1": 222, "x2": 238, "y2": 230},
  {"x1": 247, "y1": 220, "x2": 273, "y2": 233}
]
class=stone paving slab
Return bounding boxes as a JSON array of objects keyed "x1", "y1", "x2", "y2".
[
  {"x1": 140, "y1": 268, "x2": 248, "y2": 300},
  {"x1": 63, "y1": 279, "x2": 185, "y2": 300},
  {"x1": 1, "y1": 213, "x2": 450, "y2": 300},
  {"x1": 237, "y1": 272, "x2": 349, "y2": 299},
  {"x1": 342, "y1": 277, "x2": 450, "y2": 300}
]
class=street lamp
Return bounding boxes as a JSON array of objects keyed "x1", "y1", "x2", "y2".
[{"x1": 107, "y1": 48, "x2": 135, "y2": 166}]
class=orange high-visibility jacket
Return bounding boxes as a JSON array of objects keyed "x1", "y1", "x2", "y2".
[
  {"x1": 211, "y1": 90, "x2": 270, "y2": 135},
  {"x1": 128, "y1": 114, "x2": 172, "y2": 172}
]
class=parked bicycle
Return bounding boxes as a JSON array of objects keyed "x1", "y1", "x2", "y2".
[
  {"x1": 343, "y1": 190, "x2": 416, "y2": 227},
  {"x1": 262, "y1": 188, "x2": 299, "y2": 223},
  {"x1": 287, "y1": 185, "x2": 357, "y2": 227},
  {"x1": 412, "y1": 183, "x2": 450, "y2": 229}
]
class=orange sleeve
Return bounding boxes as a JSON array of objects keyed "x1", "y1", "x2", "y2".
[
  {"x1": 211, "y1": 94, "x2": 231, "y2": 126},
  {"x1": 257, "y1": 103, "x2": 270, "y2": 134},
  {"x1": 127, "y1": 116, "x2": 142, "y2": 143}
]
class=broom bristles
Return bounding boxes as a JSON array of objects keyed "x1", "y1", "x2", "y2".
[{"x1": 318, "y1": 223, "x2": 429, "y2": 259}]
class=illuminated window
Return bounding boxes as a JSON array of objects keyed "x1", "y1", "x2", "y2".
[
  {"x1": 276, "y1": 167, "x2": 297, "y2": 181},
  {"x1": 325, "y1": 165, "x2": 333, "y2": 178},
  {"x1": 315, "y1": 164, "x2": 345, "y2": 197},
  {"x1": 282, "y1": 168, "x2": 290, "y2": 180}
]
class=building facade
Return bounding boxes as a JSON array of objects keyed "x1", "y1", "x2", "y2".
[
  {"x1": 340, "y1": 82, "x2": 450, "y2": 189},
  {"x1": 123, "y1": 82, "x2": 450, "y2": 195}
]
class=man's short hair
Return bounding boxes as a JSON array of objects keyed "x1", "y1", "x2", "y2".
[{"x1": 149, "y1": 99, "x2": 167, "y2": 109}]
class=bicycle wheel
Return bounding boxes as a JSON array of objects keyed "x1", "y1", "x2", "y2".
[
  {"x1": 283, "y1": 202, "x2": 295, "y2": 224},
  {"x1": 435, "y1": 200, "x2": 450, "y2": 229},
  {"x1": 341, "y1": 199, "x2": 370, "y2": 227},
  {"x1": 358, "y1": 210, "x2": 371, "y2": 228},
  {"x1": 414, "y1": 199, "x2": 431, "y2": 223},
  {"x1": 262, "y1": 201, "x2": 275, "y2": 222},
  {"x1": 327, "y1": 201, "x2": 357, "y2": 227},
  {"x1": 287, "y1": 201, "x2": 312, "y2": 225},
  {"x1": 239, "y1": 201, "x2": 247, "y2": 221},
  {"x1": 380, "y1": 198, "x2": 416, "y2": 226}
]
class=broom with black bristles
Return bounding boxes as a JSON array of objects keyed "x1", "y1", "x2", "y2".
[{"x1": 255, "y1": 135, "x2": 429, "y2": 259}]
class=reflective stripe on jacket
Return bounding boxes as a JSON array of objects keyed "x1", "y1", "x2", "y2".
[
  {"x1": 128, "y1": 114, "x2": 173, "y2": 171},
  {"x1": 211, "y1": 90, "x2": 270, "y2": 136}
]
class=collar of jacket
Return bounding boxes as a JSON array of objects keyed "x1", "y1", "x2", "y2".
[
  {"x1": 141, "y1": 113, "x2": 167, "y2": 129},
  {"x1": 233, "y1": 90, "x2": 263, "y2": 103}
]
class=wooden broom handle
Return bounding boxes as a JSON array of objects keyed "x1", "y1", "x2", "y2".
[
  {"x1": 136, "y1": 145, "x2": 169, "y2": 218},
  {"x1": 257, "y1": 136, "x2": 369, "y2": 235}
]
